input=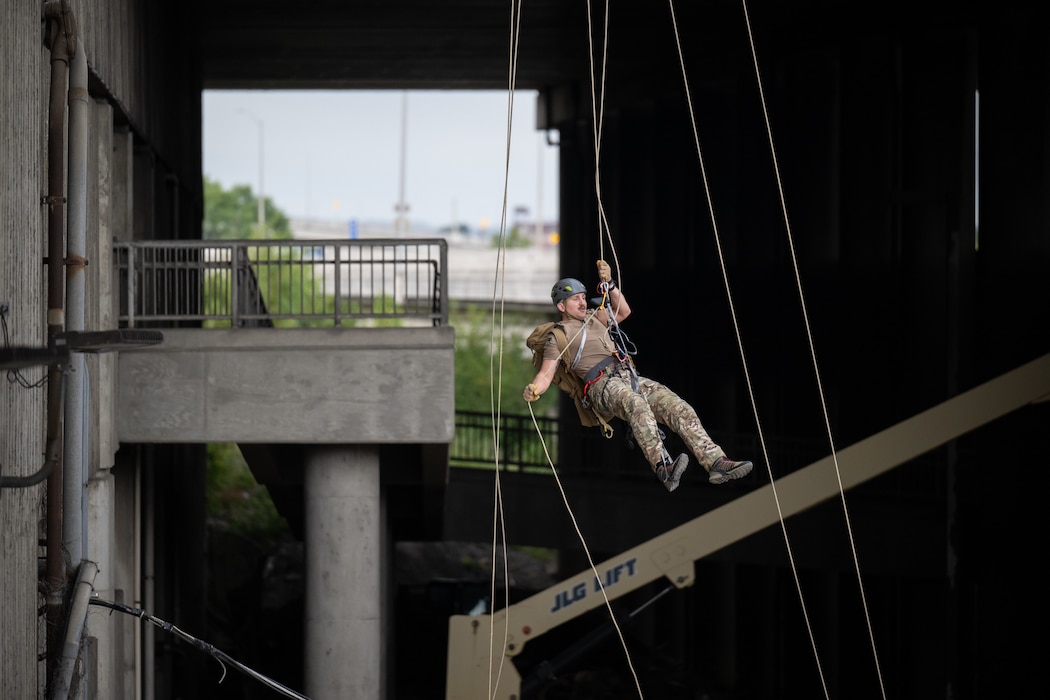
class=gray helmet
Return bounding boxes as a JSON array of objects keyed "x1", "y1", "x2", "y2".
[{"x1": 551, "y1": 277, "x2": 587, "y2": 304}]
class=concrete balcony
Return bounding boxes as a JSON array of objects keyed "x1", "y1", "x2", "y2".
[
  {"x1": 113, "y1": 238, "x2": 456, "y2": 540},
  {"x1": 114, "y1": 238, "x2": 454, "y2": 440},
  {"x1": 116, "y1": 325, "x2": 454, "y2": 445}
]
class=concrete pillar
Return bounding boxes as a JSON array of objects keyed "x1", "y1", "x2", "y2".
[{"x1": 304, "y1": 446, "x2": 384, "y2": 700}]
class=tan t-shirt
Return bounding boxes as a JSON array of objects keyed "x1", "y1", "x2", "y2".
[{"x1": 543, "y1": 312, "x2": 617, "y2": 380}]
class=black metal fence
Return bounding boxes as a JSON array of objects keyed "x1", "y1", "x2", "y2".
[{"x1": 450, "y1": 410, "x2": 559, "y2": 471}]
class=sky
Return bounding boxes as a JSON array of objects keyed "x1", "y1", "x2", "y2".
[{"x1": 202, "y1": 90, "x2": 559, "y2": 232}]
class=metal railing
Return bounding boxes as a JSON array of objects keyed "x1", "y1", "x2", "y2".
[
  {"x1": 114, "y1": 238, "x2": 448, "y2": 327},
  {"x1": 450, "y1": 411, "x2": 560, "y2": 471}
]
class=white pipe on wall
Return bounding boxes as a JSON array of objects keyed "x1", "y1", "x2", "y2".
[{"x1": 63, "y1": 26, "x2": 89, "y2": 567}]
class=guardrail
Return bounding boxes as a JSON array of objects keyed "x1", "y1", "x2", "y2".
[
  {"x1": 450, "y1": 411, "x2": 560, "y2": 472},
  {"x1": 114, "y1": 238, "x2": 448, "y2": 327}
]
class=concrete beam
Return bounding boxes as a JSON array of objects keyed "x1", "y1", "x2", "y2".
[{"x1": 116, "y1": 327, "x2": 455, "y2": 444}]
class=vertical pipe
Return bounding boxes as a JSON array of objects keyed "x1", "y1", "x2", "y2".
[
  {"x1": 43, "y1": 5, "x2": 70, "y2": 684},
  {"x1": 64, "y1": 25, "x2": 89, "y2": 569},
  {"x1": 127, "y1": 244, "x2": 137, "y2": 328},
  {"x1": 133, "y1": 457, "x2": 143, "y2": 700},
  {"x1": 50, "y1": 561, "x2": 99, "y2": 700},
  {"x1": 142, "y1": 457, "x2": 154, "y2": 700}
]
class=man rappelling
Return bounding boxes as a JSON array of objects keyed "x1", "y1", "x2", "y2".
[{"x1": 524, "y1": 260, "x2": 753, "y2": 492}]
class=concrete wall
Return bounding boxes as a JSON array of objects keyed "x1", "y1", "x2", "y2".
[
  {"x1": 0, "y1": 2, "x2": 56, "y2": 694},
  {"x1": 117, "y1": 327, "x2": 456, "y2": 444},
  {"x1": 1, "y1": 2, "x2": 205, "y2": 697}
]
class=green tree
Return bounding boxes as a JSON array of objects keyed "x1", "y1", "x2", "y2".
[
  {"x1": 451, "y1": 306, "x2": 561, "y2": 471},
  {"x1": 452, "y1": 306, "x2": 551, "y2": 415},
  {"x1": 202, "y1": 178, "x2": 298, "y2": 544},
  {"x1": 203, "y1": 175, "x2": 293, "y2": 240},
  {"x1": 202, "y1": 177, "x2": 362, "y2": 329},
  {"x1": 206, "y1": 442, "x2": 289, "y2": 547}
]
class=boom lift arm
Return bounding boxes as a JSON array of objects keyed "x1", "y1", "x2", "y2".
[{"x1": 446, "y1": 353, "x2": 1050, "y2": 699}]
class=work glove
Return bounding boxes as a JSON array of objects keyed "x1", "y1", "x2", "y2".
[
  {"x1": 523, "y1": 383, "x2": 540, "y2": 402},
  {"x1": 596, "y1": 260, "x2": 616, "y2": 294}
]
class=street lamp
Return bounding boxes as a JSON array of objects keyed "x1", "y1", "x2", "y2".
[
  {"x1": 237, "y1": 108, "x2": 266, "y2": 233},
  {"x1": 394, "y1": 92, "x2": 409, "y2": 235}
]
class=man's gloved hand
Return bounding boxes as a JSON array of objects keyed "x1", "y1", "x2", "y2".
[
  {"x1": 596, "y1": 260, "x2": 616, "y2": 294},
  {"x1": 523, "y1": 383, "x2": 540, "y2": 402}
]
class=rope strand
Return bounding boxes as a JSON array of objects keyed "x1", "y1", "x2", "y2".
[
  {"x1": 665, "y1": 1, "x2": 835, "y2": 697},
  {"x1": 495, "y1": 1, "x2": 888, "y2": 698},
  {"x1": 486, "y1": 1, "x2": 525, "y2": 697},
  {"x1": 737, "y1": 0, "x2": 887, "y2": 696}
]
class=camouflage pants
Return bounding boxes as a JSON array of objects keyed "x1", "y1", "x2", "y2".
[{"x1": 590, "y1": 369, "x2": 724, "y2": 472}]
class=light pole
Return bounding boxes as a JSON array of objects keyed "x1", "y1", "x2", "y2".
[
  {"x1": 394, "y1": 92, "x2": 409, "y2": 235},
  {"x1": 237, "y1": 108, "x2": 265, "y2": 234}
]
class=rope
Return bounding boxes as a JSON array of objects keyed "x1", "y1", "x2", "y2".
[
  {"x1": 485, "y1": 1, "x2": 524, "y2": 697},
  {"x1": 496, "y1": 1, "x2": 647, "y2": 697},
  {"x1": 585, "y1": 0, "x2": 626, "y2": 302},
  {"x1": 499, "y1": 0, "x2": 891, "y2": 696},
  {"x1": 517, "y1": 3, "x2": 648, "y2": 698},
  {"x1": 595, "y1": 283, "x2": 640, "y2": 392},
  {"x1": 737, "y1": 0, "x2": 887, "y2": 696},
  {"x1": 525, "y1": 400, "x2": 643, "y2": 692},
  {"x1": 664, "y1": 0, "x2": 887, "y2": 697},
  {"x1": 663, "y1": 1, "x2": 837, "y2": 697}
]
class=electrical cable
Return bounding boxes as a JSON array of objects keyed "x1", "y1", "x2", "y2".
[
  {"x1": 2, "y1": 313, "x2": 48, "y2": 389},
  {"x1": 89, "y1": 597, "x2": 310, "y2": 700}
]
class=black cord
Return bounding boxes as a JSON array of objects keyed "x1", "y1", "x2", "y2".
[
  {"x1": 2, "y1": 315, "x2": 48, "y2": 388},
  {"x1": 90, "y1": 598, "x2": 310, "y2": 700}
]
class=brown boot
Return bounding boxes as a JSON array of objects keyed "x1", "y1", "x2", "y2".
[
  {"x1": 656, "y1": 453, "x2": 689, "y2": 492},
  {"x1": 708, "y1": 456, "x2": 753, "y2": 484}
]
